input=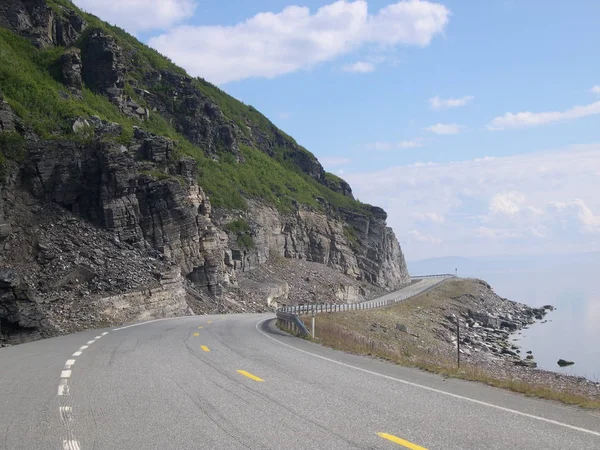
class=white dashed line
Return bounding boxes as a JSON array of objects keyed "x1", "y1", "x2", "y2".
[
  {"x1": 58, "y1": 332, "x2": 111, "y2": 449},
  {"x1": 62, "y1": 439, "x2": 81, "y2": 450},
  {"x1": 59, "y1": 406, "x2": 73, "y2": 423},
  {"x1": 58, "y1": 382, "x2": 70, "y2": 396}
]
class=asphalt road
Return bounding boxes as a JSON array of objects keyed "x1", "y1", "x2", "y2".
[
  {"x1": 361, "y1": 277, "x2": 448, "y2": 307},
  {"x1": 1, "y1": 301, "x2": 600, "y2": 449}
]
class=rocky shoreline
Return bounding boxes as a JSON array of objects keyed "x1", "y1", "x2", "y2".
[
  {"x1": 436, "y1": 280, "x2": 600, "y2": 399},
  {"x1": 447, "y1": 281, "x2": 553, "y2": 369},
  {"x1": 317, "y1": 278, "x2": 600, "y2": 404}
]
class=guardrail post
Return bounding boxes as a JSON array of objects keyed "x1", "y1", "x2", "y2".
[{"x1": 311, "y1": 312, "x2": 315, "y2": 338}]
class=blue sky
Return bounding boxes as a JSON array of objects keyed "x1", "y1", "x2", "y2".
[{"x1": 74, "y1": 0, "x2": 600, "y2": 259}]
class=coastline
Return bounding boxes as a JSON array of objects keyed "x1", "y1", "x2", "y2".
[{"x1": 301, "y1": 278, "x2": 600, "y2": 408}]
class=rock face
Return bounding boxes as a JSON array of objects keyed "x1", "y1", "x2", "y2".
[
  {"x1": 229, "y1": 203, "x2": 409, "y2": 290},
  {"x1": 59, "y1": 47, "x2": 83, "y2": 94},
  {"x1": 0, "y1": 0, "x2": 85, "y2": 48},
  {"x1": 0, "y1": 0, "x2": 411, "y2": 343},
  {"x1": 0, "y1": 89, "x2": 16, "y2": 132},
  {"x1": 22, "y1": 134, "x2": 233, "y2": 296},
  {"x1": 81, "y1": 30, "x2": 125, "y2": 97},
  {"x1": 0, "y1": 269, "x2": 49, "y2": 343},
  {"x1": 81, "y1": 29, "x2": 148, "y2": 120},
  {"x1": 140, "y1": 72, "x2": 241, "y2": 160}
]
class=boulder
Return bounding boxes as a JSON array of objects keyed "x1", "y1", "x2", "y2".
[
  {"x1": 72, "y1": 117, "x2": 90, "y2": 133},
  {"x1": 469, "y1": 310, "x2": 502, "y2": 329},
  {"x1": 500, "y1": 320, "x2": 518, "y2": 331},
  {"x1": 395, "y1": 323, "x2": 408, "y2": 333},
  {"x1": 514, "y1": 359, "x2": 537, "y2": 368},
  {"x1": 557, "y1": 359, "x2": 575, "y2": 367}
]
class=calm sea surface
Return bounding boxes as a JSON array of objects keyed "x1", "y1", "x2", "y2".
[{"x1": 470, "y1": 262, "x2": 600, "y2": 382}]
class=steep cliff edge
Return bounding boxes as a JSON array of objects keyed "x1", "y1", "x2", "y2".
[{"x1": 0, "y1": 0, "x2": 409, "y2": 344}]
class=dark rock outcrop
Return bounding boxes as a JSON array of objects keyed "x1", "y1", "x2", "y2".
[
  {"x1": 59, "y1": 47, "x2": 83, "y2": 94},
  {"x1": 0, "y1": 0, "x2": 85, "y2": 48},
  {"x1": 81, "y1": 29, "x2": 126, "y2": 102},
  {"x1": 0, "y1": 269, "x2": 48, "y2": 343},
  {"x1": 81, "y1": 29, "x2": 148, "y2": 120},
  {"x1": 325, "y1": 176, "x2": 354, "y2": 198},
  {"x1": 141, "y1": 72, "x2": 241, "y2": 160},
  {"x1": 0, "y1": 89, "x2": 16, "y2": 133}
]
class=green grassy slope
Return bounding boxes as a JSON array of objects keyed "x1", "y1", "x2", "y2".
[{"x1": 0, "y1": 0, "x2": 371, "y2": 215}]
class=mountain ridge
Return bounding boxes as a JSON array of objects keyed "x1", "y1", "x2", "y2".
[{"x1": 0, "y1": 0, "x2": 410, "y2": 344}]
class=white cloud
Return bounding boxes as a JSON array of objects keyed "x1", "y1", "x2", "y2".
[
  {"x1": 424, "y1": 123, "x2": 463, "y2": 135},
  {"x1": 149, "y1": 0, "x2": 450, "y2": 84},
  {"x1": 488, "y1": 101, "x2": 600, "y2": 131},
  {"x1": 551, "y1": 199, "x2": 600, "y2": 233},
  {"x1": 489, "y1": 191, "x2": 526, "y2": 216},
  {"x1": 366, "y1": 139, "x2": 423, "y2": 150},
  {"x1": 342, "y1": 61, "x2": 375, "y2": 73},
  {"x1": 428, "y1": 95, "x2": 474, "y2": 110},
  {"x1": 320, "y1": 156, "x2": 351, "y2": 167},
  {"x1": 344, "y1": 144, "x2": 600, "y2": 258},
  {"x1": 475, "y1": 227, "x2": 520, "y2": 240},
  {"x1": 73, "y1": 0, "x2": 196, "y2": 32},
  {"x1": 592, "y1": 86, "x2": 600, "y2": 94},
  {"x1": 412, "y1": 212, "x2": 445, "y2": 223},
  {"x1": 409, "y1": 230, "x2": 441, "y2": 244}
]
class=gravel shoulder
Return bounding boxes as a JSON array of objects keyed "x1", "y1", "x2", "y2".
[{"x1": 304, "y1": 278, "x2": 600, "y2": 408}]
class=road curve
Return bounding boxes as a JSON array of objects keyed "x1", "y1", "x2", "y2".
[{"x1": 1, "y1": 311, "x2": 599, "y2": 450}]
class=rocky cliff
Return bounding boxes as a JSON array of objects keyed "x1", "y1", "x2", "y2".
[{"x1": 0, "y1": 0, "x2": 409, "y2": 344}]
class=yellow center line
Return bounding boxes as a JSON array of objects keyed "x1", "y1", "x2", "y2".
[
  {"x1": 197, "y1": 326, "x2": 203, "y2": 329},
  {"x1": 207, "y1": 320, "x2": 213, "y2": 324},
  {"x1": 201, "y1": 345, "x2": 211, "y2": 352},
  {"x1": 377, "y1": 433, "x2": 428, "y2": 450},
  {"x1": 237, "y1": 370, "x2": 265, "y2": 382},
  {"x1": 193, "y1": 332, "x2": 200, "y2": 337}
]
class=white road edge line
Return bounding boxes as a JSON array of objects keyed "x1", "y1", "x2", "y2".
[
  {"x1": 113, "y1": 317, "x2": 184, "y2": 331},
  {"x1": 94, "y1": 335, "x2": 102, "y2": 339},
  {"x1": 65, "y1": 359, "x2": 76, "y2": 368},
  {"x1": 60, "y1": 370, "x2": 72, "y2": 378},
  {"x1": 72, "y1": 351, "x2": 82, "y2": 357},
  {"x1": 86, "y1": 340, "x2": 95, "y2": 345},
  {"x1": 101, "y1": 332, "x2": 109, "y2": 336},
  {"x1": 79, "y1": 345, "x2": 88, "y2": 351},
  {"x1": 255, "y1": 318, "x2": 600, "y2": 438}
]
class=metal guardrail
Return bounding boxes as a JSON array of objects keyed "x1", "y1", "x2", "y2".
[
  {"x1": 411, "y1": 274, "x2": 457, "y2": 279},
  {"x1": 275, "y1": 311, "x2": 311, "y2": 337},
  {"x1": 275, "y1": 275, "x2": 454, "y2": 335},
  {"x1": 278, "y1": 294, "x2": 410, "y2": 315}
]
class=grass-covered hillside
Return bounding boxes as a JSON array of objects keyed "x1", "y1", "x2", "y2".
[{"x1": 0, "y1": 0, "x2": 371, "y2": 215}]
